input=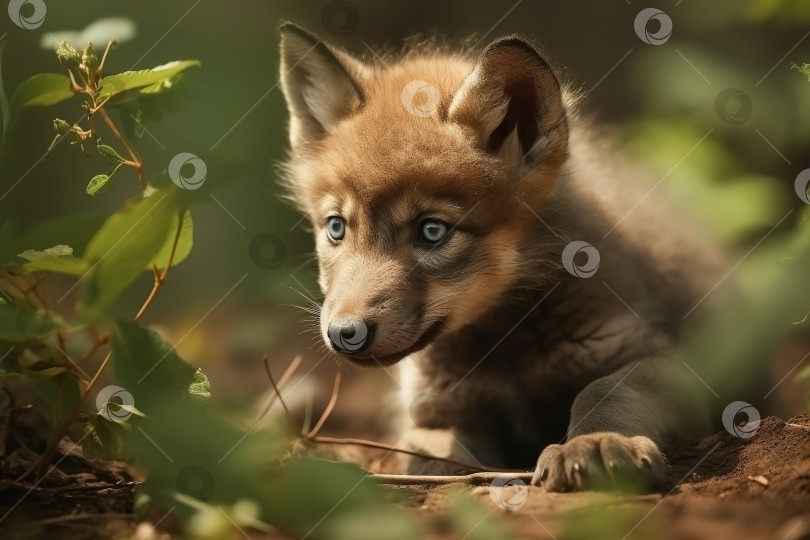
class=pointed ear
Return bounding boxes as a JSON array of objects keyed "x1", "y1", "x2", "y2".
[
  {"x1": 278, "y1": 22, "x2": 365, "y2": 149},
  {"x1": 448, "y1": 36, "x2": 568, "y2": 168}
]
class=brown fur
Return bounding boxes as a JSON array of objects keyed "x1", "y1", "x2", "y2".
[{"x1": 278, "y1": 23, "x2": 729, "y2": 491}]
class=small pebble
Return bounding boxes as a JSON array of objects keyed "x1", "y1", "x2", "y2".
[{"x1": 747, "y1": 475, "x2": 769, "y2": 487}]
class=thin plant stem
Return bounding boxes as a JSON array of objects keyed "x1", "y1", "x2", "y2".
[{"x1": 97, "y1": 107, "x2": 144, "y2": 192}]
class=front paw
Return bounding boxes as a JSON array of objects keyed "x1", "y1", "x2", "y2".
[{"x1": 531, "y1": 432, "x2": 665, "y2": 492}]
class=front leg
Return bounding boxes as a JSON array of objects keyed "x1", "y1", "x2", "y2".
[
  {"x1": 399, "y1": 427, "x2": 498, "y2": 475},
  {"x1": 532, "y1": 358, "x2": 713, "y2": 492}
]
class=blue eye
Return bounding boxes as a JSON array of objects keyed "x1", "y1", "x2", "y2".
[
  {"x1": 326, "y1": 216, "x2": 345, "y2": 242},
  {"x1": 419, "y1": 219, "x2": 450, "y2": 244}
]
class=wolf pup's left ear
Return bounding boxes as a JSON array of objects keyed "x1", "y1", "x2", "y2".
[
  {"x1": 448, "y1": 36, "x2": 568, "y2": 169},
  {"x1": 278, "y1": 22, "x2": 366, "y2": 149}
]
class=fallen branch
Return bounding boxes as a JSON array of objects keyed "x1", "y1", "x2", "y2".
[
  {"x1": 255, "y1": 354, "x2": 303, "y2": 422},
  {"x1": 370, "y1": 471, "x2": 535, "y2": 486},
  {"x1": 311, "y1": 435, "x2": 489, "y2": 473},
  {"x1": 6, "y1": 513, "x2": 135, "y2": 530},
  {"x1": 306, "y1": 371, "x2": 341, "y2": 438},
  {"x1": 263, "y1": 356, "x2": 295, "y2": 423},
  {"x1": 0, "y1": 479, "x2": 135, "y2": 493}
]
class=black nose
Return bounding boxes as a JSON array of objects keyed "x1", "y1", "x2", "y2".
[{"x1": 328, "y1": 315, "x2": 372, "y2": 353}]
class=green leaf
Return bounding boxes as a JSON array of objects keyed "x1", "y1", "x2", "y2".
[
  {"x1": 82, "y1": 405, "x2": 146, "y2": 461},
  {"x1": 20, "y1": 244, "x2": 73, "y2": 258},
  {"x1": 140, "y1": 77, "x2": 179, "y2": 95},
  {"x1": 82, "y1": 414, "x2": 132, "y2": 460},
  {"x1": 31, "y1": 374, "x2": 81, "y2": 429},
  {"x1": 97, "y1": 138, "x2": 126, "y2": 165},
  {"x1": 97, "y1": 60, "x2": 200, "y2": 101},
  {"x1": 447, "y1": 490, "x2": 518, "y2": 540},
  {"x1": 10, "y1": 73, "x2": 73, "y2": 110},
  {"x1": 0, "y1": 298, "x2": 61, "y2": 342},
  {"x1": 792, "y1": 62, "x2": 810, "y2": 82},
  {"x1": 86, "y1": 162, "x2": 123, "y2": 196},
  {"x1": 22, "y1": 214, "x2": 106, "y2": 257},
  {"x1": 0, "y1": 41, "x2": 10, "y2": 140},
  {"x1": 21, "y1": 255, "x2": 89, "y2": 275},
  {"x1": 111, "y1": 319, "x2": 210, "y2": 413},
  {"x1": 0, "y1": 349, "x2": 80, "y2": 430},
  {"x1": 188, "y1": 367, "x2": 210, "y2": 402},
  {"x1": 121, "y1": 393, "x2": 416, "y2": 539},
  {"x1": 121, "y1": 394, "x2": 288, "y2": 527},
  {"x1": 324, "y1": 507, "x2": 423, "y2": 540},
  {"x1": 17, "y1": 245, "x2": 89, "y2": 275},
  {"x1": 117, "y1": 72, "x2": 193, "y2": 130},
  {"x1": 81, "y1": 190, "x2": 177, "y2": 316},
  {"x1": 86, "y1": 174, "x2": 110, "y2": 196},
  {"x1": 150, "y1": 211, "x2": 193, "y2": 270},
  {"x1": 0, "y1": 365, "x2": 68, "y2": 379},
  {"x1": 276, "y1": 459, "x2": 421, "y2": 539}
]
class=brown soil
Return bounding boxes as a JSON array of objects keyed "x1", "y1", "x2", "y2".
[
  {"x1": 1, "y1": 411, "x2": 808, "y2": 539},
  {"x1": 407, "y1": 414, "x2": 810, "y2": 540},
  {"x1": 0, "y1": 440, "x2": 135, "y2": 539},
  {"x1": 0, "y1": 393, "x2": 136, "y2": 539}
]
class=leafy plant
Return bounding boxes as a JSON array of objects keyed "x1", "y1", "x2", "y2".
[
  {"x1": 2, "y1": 38, "x2": 199, "y2": 471},
  {"x1": 0, "y1": 36, "x2": 435, "y2": 540},
  {"x1": 792, "y1": 62, "x2": 810, "y2": 82}
]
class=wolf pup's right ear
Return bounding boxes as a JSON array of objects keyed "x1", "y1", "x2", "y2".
[
  {"x1": 448, "y1": 36, "x2": 568, "y2": 169},
  {"x1": 278, "y1": 22, "x2": 366, "y2": 150}
]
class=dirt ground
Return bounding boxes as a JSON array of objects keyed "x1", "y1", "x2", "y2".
[
  {"x1": 1, "y1": 408, "x2": 809, "y2": 539},
  {"x1": 405, "y1": 413, "x2": 810, "y2": 540}
]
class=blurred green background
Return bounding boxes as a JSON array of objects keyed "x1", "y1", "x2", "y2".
[{"x1": 1, "y1": 0, "x2": 809, "y2": 415}]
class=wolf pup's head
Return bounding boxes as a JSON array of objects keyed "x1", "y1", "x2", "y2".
[{"x1": 279, "y1": 23, "x2": 569, "y2": 366}]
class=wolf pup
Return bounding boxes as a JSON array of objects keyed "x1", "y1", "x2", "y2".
[{"x1": 278, "y1": 22, "x2": 727, "y2": 491}]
